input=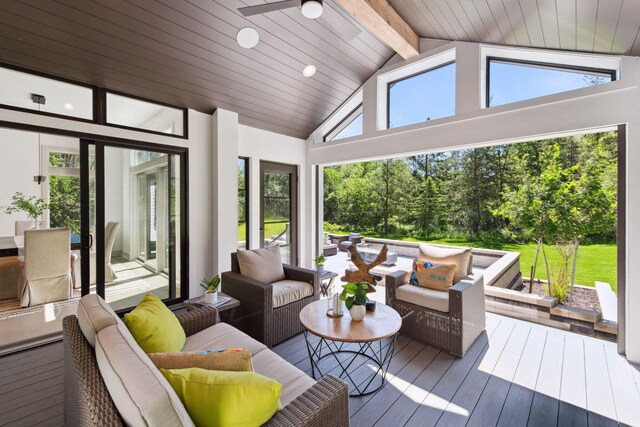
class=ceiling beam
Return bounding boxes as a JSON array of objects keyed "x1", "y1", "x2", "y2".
[{"x1": 336, "y1": 0, "x2": 420, "y2": 60}]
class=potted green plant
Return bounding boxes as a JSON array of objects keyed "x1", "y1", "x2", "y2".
[
  {"x1": 313, "y1": 254, "x2": 326, "y2": 273},
  {"x1": 1, "y1": 192, "x2": 49, "y2": 229},
  {"x1": 339, "y1": 282, "x2": 369, "y2": 321},
  {"x1": 200, "y1": 274, "x2": 221, "y2": 304}
]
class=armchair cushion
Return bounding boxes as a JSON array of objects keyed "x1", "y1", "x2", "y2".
[
  {"x1": 396, "y1": 284, "x2": 450, "y2": 313},
  {"x1": 77, "y1": 294, "x2": 121, "y2": 348},
  {"x1": 236, "y1": 246, "x2": 286, "y2": 284},
  {"x1": 419, "y1": 243, "x2": 473, "y2": 281},
  {"x1": 183, "y1": 322, "x2": 268, "y2": 356},
  {"x1": 272, "y1": 280, "x2": 314, "y2": 308}
]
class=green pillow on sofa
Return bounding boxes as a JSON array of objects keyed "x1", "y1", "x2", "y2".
[
  {"x1": 161, "y1": 368, "x2": 282, "y2": 427},
  {"x1": 124, "y1": 293, "x2": 186, "y2": 353}
]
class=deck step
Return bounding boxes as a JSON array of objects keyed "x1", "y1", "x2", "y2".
[{"x1": 595, "y1": 281, "x2": 617, "y2": 322}]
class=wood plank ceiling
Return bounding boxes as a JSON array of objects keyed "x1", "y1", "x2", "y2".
[
  {"x1": 390, "y1": 0, "x2": 640, "y2": 57},
  {"x1": 0, "y1": 0, "x2": 393, "y2": 139}
]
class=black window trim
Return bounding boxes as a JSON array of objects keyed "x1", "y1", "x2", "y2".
[
  {"x1": 386, "y1": 61, "x2": 456, "y2": 130},
  {"x1": 485, "y1": 57, "x2": 618, "y2": 108},
  {"x1": 0, "y1": 61, "x2": 189, "y2": 139},
  {"x1": 238, "y1": 156, "x2": 250, "y2": 250}
]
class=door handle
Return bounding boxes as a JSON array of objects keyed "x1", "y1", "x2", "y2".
[{"x1": 89, "y1": 234, "x2": 94, "y2": 249}]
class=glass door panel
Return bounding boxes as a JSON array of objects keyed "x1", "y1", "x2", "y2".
[{"x1": 260, "y1": 161, "x2": 297, "y2": 265}]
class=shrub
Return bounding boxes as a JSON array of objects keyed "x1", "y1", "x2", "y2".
[{"x1": 549, "y1": 265, "x2": 571, "y2": 303}]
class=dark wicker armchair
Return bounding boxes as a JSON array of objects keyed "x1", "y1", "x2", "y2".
[
  {"x1": 63, "y1": 307, "x2": 349, "y2": 427},
  {"x1": 222, "y1": 252, "x2": 320, "y2": 347},
  {"x1": 386, "y1": 270, "x2": 486, "y2": 357}
]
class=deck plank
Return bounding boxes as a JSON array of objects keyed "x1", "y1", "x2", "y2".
[
  {"x1": 465, "y1": 321, "x2": 533, "y2": 426},
  {"x1": 584, "y1": 340, "x2": 618, "y2": 424},
  {"x1": 604, "y1": 344, "x2": 640, "y2": 426},
  {"x1": 558, "y1": 333, "x2": 588, "y2": 426},
  {"x1": 496, "y1": 325, "x2": 548, "y2": 426},
  {"x1": 527, "y1": 329, "x2": 564, "y2": 427}
]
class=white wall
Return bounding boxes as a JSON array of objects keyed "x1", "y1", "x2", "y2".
[
  {"x1": 238, "y1": 124, "x2": 308, "y2": 266},
  {"x1": 307, "y1": 40, "x2": 640, "y2": 363}
]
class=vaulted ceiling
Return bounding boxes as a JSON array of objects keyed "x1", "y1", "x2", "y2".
[{"x1": 0, "y1": 1, "x2": 638, "y2": 139}]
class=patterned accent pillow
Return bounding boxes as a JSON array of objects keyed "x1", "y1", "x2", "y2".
[
  {"x1": 148, "y1": 348, "x2": 253, "y2": 372},
  {"x1": 410, "y1": 259, "x2": 457, "y2": 292}
]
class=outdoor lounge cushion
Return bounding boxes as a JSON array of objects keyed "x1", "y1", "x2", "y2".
[
  {"x1": 77, "y1": 293, "x2": 121, "y2": 348},
  {"x1": 252, "y1": 347, "x2": 316, "y2": 406},
  {"x1": 182, "y1": 322, "x2": 268, "y2": 356},
  {"x1": 419, "y1": 244, "x2": 473, "y2": 281},
  {"x1": 160, "y1": 368, "x2": 282, "y2": 427},
  {"x1": 124, "y1": 293, "x2": 186, "y2": 353},
  {"x1": 396, "y1": 284, "x2": 449, "y2": 313},
  {"x1": 272, "y1": 280, "x2": 314, "y2": 308},
  {"x1": 95, "y1": 323, "x2": 195, "y2": 427},
  {"x1": 236, "y1": 246, "x2": 286, "y2": 284}
]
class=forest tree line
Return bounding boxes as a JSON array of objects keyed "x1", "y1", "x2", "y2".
[{"x1": 323, "y1": 132, "x2": 618, "y2": 245}]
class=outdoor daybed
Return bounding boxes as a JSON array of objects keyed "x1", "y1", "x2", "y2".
[{"x1": 63, "y1": 294, "x2": 349, "y2": 426}]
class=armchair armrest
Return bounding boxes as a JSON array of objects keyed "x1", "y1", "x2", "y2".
[
  {"x1": 175, "y1": 306, "x2": 219, "y2": 337},
  {"x1": 222, "y1": 271, "x2": 273, "y2": 313},
  {"x1": 385, "y1": 270, "x2": 410, "y2": 306},
  {"x1": 264, "y1": 375, "x2": 349, "y2": 427},
  {"x1": 449, "y1": 275, "x2": 486, "y2": 357},
  {"x1": 283, "y1": 264, "x2": 319, "y2": 296}
]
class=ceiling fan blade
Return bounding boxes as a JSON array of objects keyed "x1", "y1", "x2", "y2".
[
  {"x1": 238, "y1": 0, "x2": 300, "y2": 17},
  {"x1": 319, "y1": 4, "x2": 361, "y2": 41}
]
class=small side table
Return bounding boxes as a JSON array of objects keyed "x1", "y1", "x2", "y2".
[
  {"x1": 184, "y1": 292, "x2": 240, "y2": 323},
  {"x1": 317, "y1": 270, "x2": 338, "y2": 298}
]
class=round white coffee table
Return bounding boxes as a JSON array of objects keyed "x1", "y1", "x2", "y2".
[{"x1": 299, "y1": 299, "x2": 402, "y2": 396}]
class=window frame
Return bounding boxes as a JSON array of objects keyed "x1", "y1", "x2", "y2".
[
  {"x1": 103, "y1": 89, "x2": 189, "y2": 140},
  {"x1": 386, "y1": 61, "x2": 456, "y2": 130},
  {"x1": 323, "y1": 103, "x2": 363, "y2": 142},
  {"x1": 485, "y1": 57, "x2": 617, "y2": 109},
  {"x1": 0, "y1": 62, "x2": 188, "y2": 139},
  {"x1": 238, "y1": 157, "x2": 250, "y2": 250}
]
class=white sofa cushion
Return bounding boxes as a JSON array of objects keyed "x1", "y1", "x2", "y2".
[
  {"x1": 237, "y1": 246, "x2": 286, "y2": 284},
  {"x1": 182, "y1": 322, "x2": 268, "y2": 356},
  {"x1": 396, "y1": 284, "x2": 450, "y2": 313},
  {"x1": 95, "y1": 323, "x2": 194, "y2": 427},
  {"x1": 77, "y1": 294, "x2": 121, "y2": 348},
  {"x1": 252, "y1": 348, "x2": 316, "y2": 406},
  {"x1": 272, "y1": 280, "x2": 313, "y2": 308}
]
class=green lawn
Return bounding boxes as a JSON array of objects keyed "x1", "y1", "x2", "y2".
[
  {"x1": 357, "y1": 233, "x2": 617, "y2": 291},
  {"x1": 238, "y1": 219, "x2": 290, "y2": 243}
]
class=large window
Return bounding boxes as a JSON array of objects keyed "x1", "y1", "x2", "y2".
[
  {"x1": 488, "y1": 59, "x2": 615, "y2": 107},
  {"x1": 325, "y1": 105, "x2": 363, "y2": 141},
  {"x1": 387, "y1": 62, "x2": 456, "y2": 129},
  {"x1": 0, "y1": 66, "x2": 93, "y2": 120},
  {"x1": 238, "y1": 158, "x2": 249, "y2": 249},
  {"x1": 106, "y1": 92, "x2": 186, "y2": 137}
]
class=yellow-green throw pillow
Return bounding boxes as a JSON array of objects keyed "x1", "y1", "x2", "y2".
[
  {"x1": 124, "y1": 293, "x2": 186, "y2": 353},
  {"x1": 161, "y1": 368, "x2": 282, "y2": 427}
]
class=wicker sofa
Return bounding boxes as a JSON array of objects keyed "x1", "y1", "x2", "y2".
[
  {"x1": 222, "y1": 252, "x2": 319, "y2": 347},
  {"x1": 386, "y1": 270, "x2": 485, "y2": 357},
  {"x1": 63, "y1": 295, "x2": 349, "y2": 426}
]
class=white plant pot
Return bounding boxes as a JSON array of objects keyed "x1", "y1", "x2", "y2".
[
  {"x1": 349, "y1": 305, "x2": 366, "y2": 321},
  {"x1": 205, "y1": 292, "x2": 218, "y2": 304},
  {"x1": 317, "y1": 264, "x2": 324, "y2": 273}
]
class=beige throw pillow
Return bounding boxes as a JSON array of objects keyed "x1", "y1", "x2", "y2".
[
  {"x1": 236, "y1": 246, "x2": 286, "y2": 284},
  {"x1": 419, "y1": 243, "x2": 472, "y2": 282},
  {"x1": 148, "y1": 349, "x2": 253, "y2": 372}
]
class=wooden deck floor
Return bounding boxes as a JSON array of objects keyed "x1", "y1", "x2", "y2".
[
  {"x1": 273, "y1": 312, "x2": 640, "y2": 427},
  {"x1": 1, "y1": 313, "x2": 639, "y2": 426}
]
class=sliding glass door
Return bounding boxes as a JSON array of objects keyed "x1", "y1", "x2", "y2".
[{"x1": 80, "y1": 139, "x2": 187, "y2": 312}]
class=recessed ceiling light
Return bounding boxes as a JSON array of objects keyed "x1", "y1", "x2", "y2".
[
  {"x1": 237, "y1": 27, "x2": 259, "y2": 49},
  {"x1": 63, "y1": 103, "x2": 74, "y2": 111},
  {"x1": 302, "y1": 65, "x2": 316, "y2": 77},
  {"x1": 301, "y1": 0, "x2": 323, "y2": 19}
]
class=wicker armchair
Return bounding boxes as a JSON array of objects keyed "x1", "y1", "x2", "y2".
[
  {"x1": 222, "y1": 252, "x2": 320, "y2": 347},
  {"x1": 386, "y1": 270, "x2": 486, "y2": 357},
  {"x1": 63, "y1": 307, "x2": 349, "y2": 427}
]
